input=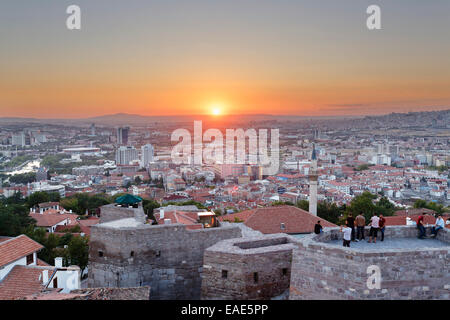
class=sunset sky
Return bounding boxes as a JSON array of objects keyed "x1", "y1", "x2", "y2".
[{"x1": 1, "y1": 0, "x2": 449, "y2": 118}]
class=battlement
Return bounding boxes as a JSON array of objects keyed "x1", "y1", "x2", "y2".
[
  {"x1": 202, "y1": 234, "x2": 296, "y2": 300},
  {"x1": 88, "y1": 215, "x2": 242, "y2": 300}
]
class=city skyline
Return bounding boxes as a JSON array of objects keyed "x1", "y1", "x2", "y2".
[{"x1": 1, "y1": 0, "x2": 450, "y2": 118}]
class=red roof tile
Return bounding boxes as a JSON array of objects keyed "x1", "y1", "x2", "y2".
[
  {"x1": 30, "y1": 213, "x2": 69, "y2": 227},
  {"x1": 0, "y1": 265, "x2": 55, "y2": 300},
  {"x1": 220, "y1": 206, "x2": 336, "y2": 234},
  {"x1": 0, "y1": 235, "x2": 44, "y2": 267}
]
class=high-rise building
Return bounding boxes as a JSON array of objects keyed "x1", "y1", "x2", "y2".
[
  {"x1": 309, "y1": 144, "x2": 318, "y2": 216},
  {"x1": 115, "y1": 146, "x2": 139, "y2": 165},
  {"x1": 11, "y1": 132, "x2": 26, "y2": 147},
  {"x1": 90, "y1": 123, "x2": 96, "y2": 136},
  {"x1": 141, "y1": 144, "x2": 154, "y2": 168},
  {"x1": 117, "y1": 127, "x2": 130, "y2": 145}
]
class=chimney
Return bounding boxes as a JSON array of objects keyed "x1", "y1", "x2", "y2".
[
  {"x1": 164, "y1": 219, "x2": 171, "y2": 224},
  {"x1": 42, "y1": 270, "x2": 48, "y2": 284},
  {"x1": 55, "y1": 257, "x2": 63, "y2": 268},
  {"x1": 160, "y1": 209, "x2": 164, "y2": 219}
]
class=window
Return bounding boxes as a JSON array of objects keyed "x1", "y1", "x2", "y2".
[
  {"x1": 53, "y1": 277, "x2": 58, "y2": 288},
  {"x1": 130, "y1": 251, "x2": 134, "y2": 257},
  {"x1": 282, "y1": 268, "x2": 288, "y2": 276},
  {"x1": 98, "y1": 251, "x2": 103, "y2": 257},
  {"x1": 222, "y1": 270, "x2": 228, "y2": 279},
  {"x1": 280, "y1": 223, "x2": 286, "y2": 230},
  {"x1": 26, "y1": 254, "x2": 34, "y2": 265},
  {"x1": 155, "y1": 250, "x2": 161, "y2": 257}
]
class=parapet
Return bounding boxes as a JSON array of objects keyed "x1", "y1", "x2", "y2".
[
  {"x1": 202, "y1": 234, "x2": 296, "y2": 300},
  {"x1": 290, "y1": 226, "x2": 450, "y2": 300}
]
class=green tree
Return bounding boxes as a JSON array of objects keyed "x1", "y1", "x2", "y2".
[
  {"x1": 142, "y1": 199, "x2": 160, "y2": 221},
  {"x1": 9, "y1": 172, "x2": 36, "y2": 184},
  {"x1": 346, "y1": 191, "x2": 378, "y2": 221},
  {"x1": 375, "y1": 197, "x2": 395, "y2": 216},
  {"x1": 67, "y1": 236, "x2": 89, "y2": 274},
  {"x1": 296, "y1": 200, "x2": 309, "y2": 211},
  {"x1": 26, "y1": 192, "x2": 50, "y2": 208},
  {"x1": 59, "y1": 233, "x2": 74, "y2": 247},
  {"x1": 317, "y1": 201, "x2": 343, "y2": 225},
  {"x1": 271, "y1": 200, "x2": 294, "y2": 206}
]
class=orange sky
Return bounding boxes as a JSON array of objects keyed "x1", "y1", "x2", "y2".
[{"x1": 1, "y1": 1, "x2": 449, "y2": 118}]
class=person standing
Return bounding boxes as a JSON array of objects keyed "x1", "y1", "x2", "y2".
[
  {"x1": 346, "y1": 213, "x2": 356, "y2": 241},
  {"x1": 379, "y1": 214, "x2": 386, "y2": 242},
  {"x1": 314, "y1": 220, "x2": 323, "y2": 234},
  {"x1": 368, "y1": 213, "x2": 380, "y2": 243},
  {"x1": 355, "y1": 213, "x2": 366, "y2": 241},
  {"x1": 431, "y1": 215, "x2": 445, "y2": 238},
  {"x1": 340, "y1": 223, "x2": 352, "y2": 247},
  {"x1": 417, "y1": 215, "x2": 426, "y2": 239}
]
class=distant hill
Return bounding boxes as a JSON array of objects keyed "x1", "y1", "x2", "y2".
[{"x1": 0, "y1": 109, "x2": 448, "y2": 126}]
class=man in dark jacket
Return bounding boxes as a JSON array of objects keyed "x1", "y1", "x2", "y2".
[{"x1": 314, "y1": 221, "x2": 323, "y2": 234}]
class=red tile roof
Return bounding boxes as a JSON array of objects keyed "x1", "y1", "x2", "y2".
[
  {"x1": 220, "y1": 206, "x2": 337, "y2": 234},
  {"x1": 0, "y1": 265, "x2": 55, "y2": 300},
  {"x1": 0, "y1": 235, "x2": 44, "y2": 267},
  {"x1": 30, "y1": 213, "x2": 69, "y2": 227}
]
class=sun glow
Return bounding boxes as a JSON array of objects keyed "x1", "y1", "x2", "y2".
[{"x1": 209, "y1": 102, "x2": 225, "y2": 116}]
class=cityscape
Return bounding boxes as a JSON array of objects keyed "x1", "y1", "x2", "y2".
[{"x1": 0, "y1": 0, "x2": 449, "y2": 307}]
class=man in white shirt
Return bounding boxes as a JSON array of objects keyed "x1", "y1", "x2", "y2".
[
  {"x1": 431, "y1": 215, "x2": 445, "y2": 238},
  {"x1": 340, "y1": 224, "x2": 352, "y2": 247},
  {"x1": 368, "y1": 213, "x2": 380, "y2": 243}
]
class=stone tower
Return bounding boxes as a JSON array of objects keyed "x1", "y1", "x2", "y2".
[{"x1": 308, "y1": 144, "x2": 318, "y2": 216}]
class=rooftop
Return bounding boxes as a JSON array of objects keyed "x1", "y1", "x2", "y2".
[
  {"x1": 0, "y1": 235, "x2": 44, "y2": 267},
  {"x1": 99, "y1": 218, "x2": 144, "y2": 229}
]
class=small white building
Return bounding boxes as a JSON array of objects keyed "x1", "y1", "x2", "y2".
[{"x1": 0, "y1": 235, "x2": 80, "y2": 299}]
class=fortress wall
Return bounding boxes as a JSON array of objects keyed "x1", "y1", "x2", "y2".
[
  {"x1": 290, "y1": 226, "x2": 450, "y2": 300},
  {"x1": 201, "y1": 234, "x2": 295, "y2": 300},
  {"x1": 88, "y1": 222, "x2": 241, "y2": 299},
  {"x1": 99, "y1": 204, "x2": 146, "y2": 224}
]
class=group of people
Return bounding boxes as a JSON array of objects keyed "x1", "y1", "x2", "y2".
[
  {"x1": 314, "y1": 212, "x2": 386, "y2": 248},
  {"x1": 338, "y1": 213, "x2": 386, "y2": 247},
  {"x1": 416, "y1": 214, "x2": 445, "y2": 239},
  {"x1": 314, "y1": 212, "x2": 447, "y2": 248}
]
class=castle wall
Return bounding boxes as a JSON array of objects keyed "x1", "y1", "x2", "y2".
[
  {"x1": 87, "y1": 222, "x2": 241, "y2": 300},
  {"x1": 99, "y1": 204, "x2": 146, "y2": 224},
  {"x1": 290, "y1": 226, "x2": 450, "y2": 300},
  {"x1": 201, "y1": 234, "x2": 295, "y2": 300}
]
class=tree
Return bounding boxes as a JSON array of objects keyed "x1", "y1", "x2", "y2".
[
  {"x1": 0, "y1": 203, "x2": 36, "y2": 236},
  {"x1": 67, "y1": 236, "x2": 89, "y2": 274},
  {"x1": 346, "y1": 192, "x2": 377, "y2": 221},
  {"x1": 9, "y1": 172, "x2": 36, "y2": 184},
  {"x1": 317, "y1": 201, "x2": 343, "y2": 225},
  {"x1": 142, "y1": 199, "x2": 160, "y2": 221},
  {"x1": 271, "y1": 201, "x2": 294, "y2": 206},
  {"x1": 375, "y1": 197, "x2": 395, "y2": 216},
  {"x1": 134, "y1": 176, "x2": 142, "y2": 185},
  {"x1": 296, "y1": 200, "x2": 309, "y2": 211},
  {"x1": 59, "y1": 233, "x2": 74, "y2": 247},
  {"x1": 26, "y1": 192, "x2": 50, "y2": 208}
]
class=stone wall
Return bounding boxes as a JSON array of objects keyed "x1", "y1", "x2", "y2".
[
  {"x1": 88, "y1": 220, "x2": 241, "y2": 300},
  {"x1": 201, "y1": 234, "x2": 295, "y2": 300},
  {"x1": 290, "y1": 226, "x2": 450, "y2": 300},
  {"x1": 99, "y1": 204, "x2": 146, "y2": 224}
]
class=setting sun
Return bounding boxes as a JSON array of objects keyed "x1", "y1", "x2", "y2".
[{"x1": 209, "y1": 103, "x2": 225, "y2": 116}]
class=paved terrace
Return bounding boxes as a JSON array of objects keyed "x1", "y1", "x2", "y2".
[{"x1": 327, "y1": 237, "x2": 449, "y2": 250}]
